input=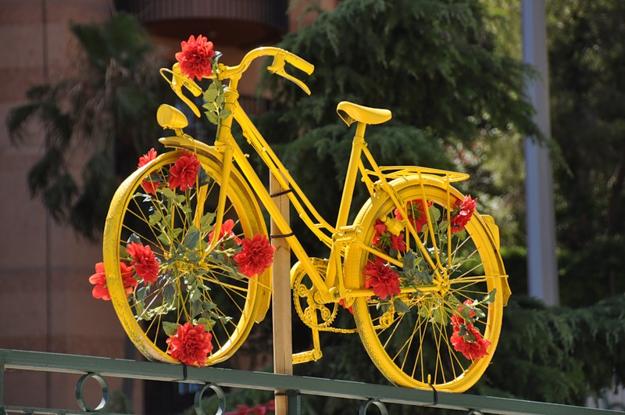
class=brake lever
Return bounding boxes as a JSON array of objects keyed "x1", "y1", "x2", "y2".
[{"x1": 267, "y1": 54, "x2": 312, "y2": 95}]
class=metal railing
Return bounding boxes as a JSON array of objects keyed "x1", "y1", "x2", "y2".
[{"x1": 0, "y1": 349, "x2": 623, "y2": 415}]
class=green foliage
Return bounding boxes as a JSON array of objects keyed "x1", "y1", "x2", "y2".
[
  {"x1": 547, "y1": 0, "x2": 625, "y2": 304},
  {"x1": 258, "y1": 0, "x2": 538, "y2": 244},
  {"x1": 7, "y1": 14, "x2": 163, "y2": 239},
  {"x1": 482, "y1": 295, "x2": 625, "y2": 404}
]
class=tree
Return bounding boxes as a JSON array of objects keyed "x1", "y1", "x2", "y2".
[
  {"x1": 257, "y1": 0, "x2": 538, "y2": 256},
  {"x1": 548, "y1": 0, "x2": 625, "y2": 305},
  {"x1": 7, "y1": 14, "x2": 163, "y2": 238}
]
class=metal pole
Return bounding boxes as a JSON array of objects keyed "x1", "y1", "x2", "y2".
[{"x1": 522, "y1": 0, "x2": 559, "y2": 305}]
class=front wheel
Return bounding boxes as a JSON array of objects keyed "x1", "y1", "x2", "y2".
[
  {"x1": 344, "y1": 176, "x2": 505, "y2": 392},
  {"x1": 103, "y1": 150, "x2": 268, "y2": 366}
]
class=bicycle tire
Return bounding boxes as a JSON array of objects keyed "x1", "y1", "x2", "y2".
[
  {"x1": 344, "y1": 175, "x2": 505, "y2": 392},
  {"x1": 103, "y1": 150, "x2": 268, "y2": 365}
]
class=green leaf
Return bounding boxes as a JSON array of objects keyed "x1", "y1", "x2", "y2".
[
  {"x1": 135, "y1": 286, "x2": 146, "y2": 301},
  {"x1": 428, "y1": 205, "x2": 441, "y2": 223},
  {"x1": 393, "y1": 297, "x2": 411, "y2": 314},
  {"x1": 205, "y1": 111, "x2": 218, "y2": 125},
  {"x1": 190, "y1": 300, "x2": 202, "y2": 318},
  {"x1": 119, "y1": 244, "x2": 129, "y2": 260},
  {"x1": 403, "y1": 250, "x2": 416, "y2": 270},
  {"x1": 148, "y1": 211, "x2": 162, "y2": 226},
  {"x1": 196, "y1": 317, "x2": 215, "y2": 330},
  {"x1": 182, "y1": 226, "x2": 200, "y2": 249},
  {"x1": 431, "y1": 303, "x2": 448, "y2": 325},
  {"x1": 203, "y1": 83, "x2": 219, "y2": 102},
  {"x1": 162, "y1": 321, "x2": 179, "y2": 337},
  {"x1": 416, "y1": 269, "x2": 433, "y2": 285},
  {"x1": 163, "y1": 284, "x2": 175, "y2": 306},
  {"x1": 483, "y1": 288, "x2": 497, "y2": 304},
  {"x1": 159, "y1": 187, "x2": 178, "y2": 201},
  {"x1": 157, "y1": 232, "x2": 170, "y2": 247},
  {"x1": 219, "y1": 108, "x2": 231, "y2": 119},
  {"x1": 199, "y1": 212, "x2": 215, "y2": 232}
]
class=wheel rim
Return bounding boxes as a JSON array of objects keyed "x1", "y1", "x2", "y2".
[
  {"x1": 347, "y1": 180, "x2": 504, "y2": 392},
  {"x1": 103, "y1": 151, "x2": 265, "y2": 365}
]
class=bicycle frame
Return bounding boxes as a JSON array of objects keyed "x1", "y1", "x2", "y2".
[
  {"x1": 160, "y1": 47, "x2": 472, "y2": 305},
  {"x1": 210, "y1": 89, "x2": 358, "y2": 304}
]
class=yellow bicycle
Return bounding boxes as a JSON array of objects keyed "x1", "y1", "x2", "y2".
[{"x1": 103, "y1": 46, "x2": 511, "y2": 392}]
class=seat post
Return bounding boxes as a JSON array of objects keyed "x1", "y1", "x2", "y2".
[
  {"x1": 355, "y1": 122, "x2": 367, "y2": 141},
  {"x1": 335, "y1": 121, "x2": 367, "y2": 229}
]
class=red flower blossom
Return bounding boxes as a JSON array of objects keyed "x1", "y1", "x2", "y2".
[
  {"x1": 225, "y1": 400, "x2": 275, "y2": 415},
  {"x1": 450, "y1": 320, "x2": 490, "y2": 360},
  {"x1": 126, "y1": 243, "x2": 159, "y2": 284},
  {"x1": 364, "y1": 258, "x2": 401, "y2": 300},
  {"x1": 89, "y1": 261, "x2": 136, "y2": 301},
  {"x1": 372, "y1": 219, "x2": 387, "y2": 245},
  {"x1": 234, "y1": 235, "x2": 274, "y2": 277},
  {"x1": 137, "y1": 148, "x2": 159, "y2": 194},
  {"x1": 451, "y1": 195, "x2": 476, "y2": 233},
  {"x1": 208, "y1": 219, "x2": 241, "y2": 245},
  {"x1": 391, "y1": 233, "x2": 406, "y2": 253},
  {"x1": 456, "y1": 299, "x2": 477, "y2": 320},
  {"x1": 175, "y1": 35, "x2": 215, "y2": 80},
  {"x1": 168, "y1": 151, "x2": 200, "y2": 191},
  {"x1": 166, "y1": 322, "x2": 213, "y2": 366},
  {"x1": 138, "y1": 148, "x2": 157, "y2": 167},
  {"x1": 395, "y1": 199, "x2": 430, "y2": 233}
]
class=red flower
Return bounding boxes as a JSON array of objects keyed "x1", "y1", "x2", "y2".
[
  {"x1": 138, "y1": 148, "x2": 157, "y2": 167},
  {"x1": 166, "y1": 322, "x2": 213, "y2": 366},
  {"x1": 372, "y1": 219, "x2": 387, "y2": 245},
  {"x1": 390, "y1": 233, "x2": 406, "y2": 253},
  {"x1": 175, "y1": 35, "x2": 215, "y2": 80},
  {"x1": 450, "y1": 321, "x2": 490, "y2": 360},
  {"x1": 208, "y1": 219, "x2": 241, "y2": 245},
  {"x1": 168, "y1": 151, "x2": 200, "y2": 191},
  {"x1": 234, "y1": 235, "x2": 274, "y2": 277},
  {"x1": 451, "y1": 195, "x2": 476, "y2": 233},
  {"x1": 224, "y1": 400, "x2": 275, "y2": 415},
  {"x1": 395, "y1": 199, "x2": 430, "y2": 233},
  {"x1": 126, "y1": 243, "x2": 159, "y2": 284},
  {"x1": 89, "y1": 262, "x2": 136, "y2": 301},
  {"x1": 456, "y1": 299, "x2": 477, "y2": 320},
  {"x1": 364, "y1": 258, "x2": 401, "y2": 300},
  {"x1": 137, "y1": 148, "x2": 159, "y2": 194}
]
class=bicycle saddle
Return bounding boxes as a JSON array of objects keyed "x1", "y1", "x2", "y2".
[{"x1": 336, "y1": 101, "x2": 392, "y2": 126}]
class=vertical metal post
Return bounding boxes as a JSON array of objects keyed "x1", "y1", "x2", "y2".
[
  {"x1": 271, "y1": 173, "x2": 292, "y2": 415},
  {"x1": 286, "y1": 390, "x2": 301, "y2": 415},
  {"x1": 522, "y1": 0, "x2": 559, "y2": 305}
]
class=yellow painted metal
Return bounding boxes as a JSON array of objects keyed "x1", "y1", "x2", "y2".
[
  {"x1": 104, "y1": 150, "x2": 269, "y2": 364},
  {"x1": 343, "y1": 175, "x2": 505, "y2": 392},
  {"x1": 104, "y1": 45, "x2": 508, "y2": 393},
  {"x1": 337, "y1": 101, "x2": 392, "y2": 126}
]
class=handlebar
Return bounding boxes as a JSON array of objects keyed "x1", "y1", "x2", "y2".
[{"x1": 161, "y1": 47, "x2": 315, "y2": 117}]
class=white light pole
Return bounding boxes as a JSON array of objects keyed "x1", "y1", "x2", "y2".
[{"x1": 522, "y1": 0, "x2": 559, "y2": 305}]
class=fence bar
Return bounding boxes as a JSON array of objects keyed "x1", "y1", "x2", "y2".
[{"x1": 0, "y1": 349, "x2": 621, "y2": 415}]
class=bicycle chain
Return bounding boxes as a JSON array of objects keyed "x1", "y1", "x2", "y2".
[{"x1": 291, "y1": 259, "x2": 357, "y2": 334}]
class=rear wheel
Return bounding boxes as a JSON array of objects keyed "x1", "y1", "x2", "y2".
[
  {"x1": 103, "y1": 150, "x2": 268, "y2": 365},
  {"x1": 345, "y1": 177, "x2": 504, "y2": 392}
]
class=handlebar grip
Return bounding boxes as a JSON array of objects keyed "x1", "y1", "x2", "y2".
[{"x1": 284, "y1": 52, "x2": 314, "y2": 75}]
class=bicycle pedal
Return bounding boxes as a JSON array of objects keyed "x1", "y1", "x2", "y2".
[{"x1": 292, "y1": 349, "x2": 323, "y2": 365}]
